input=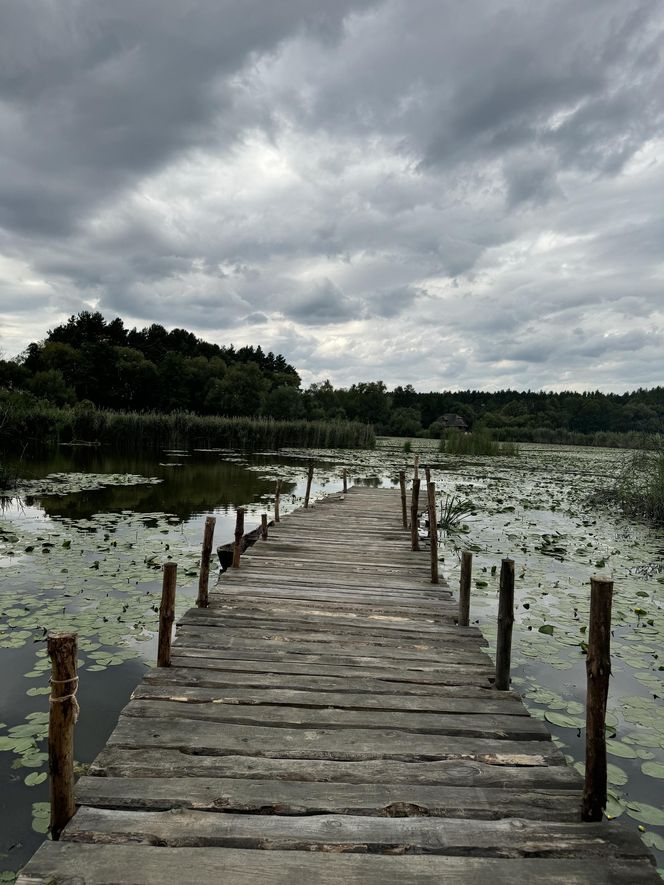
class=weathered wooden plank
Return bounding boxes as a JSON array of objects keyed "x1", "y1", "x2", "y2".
[
  {"x1": 169, "y1": 640, "x2": 490, "y2": 669},
  {"x1": 174, "y1": 619, "x2": 488, "y2": 648},
  {"x1": 142, "y1": 667, "x2": 513, "y2": 698},
  {"x1": 131, "y1": 683, "x2": 529, "y2": 715},
  {"x1": 121, "y1": 699, "x2": 549, "y2": 740},
  {"x1": 75, "y1": 775, "x2": 577, "y2": 820},
  {"x1": 168, "y1": 652, "x2": 494, "y2": 684},
  {"x1": 187, "y1": 609, "x2": 455, "y2": 636},
  {"x1": 19, "y1": 842, "x2": 661, "y2": 885},
  {"x1": 63, "y1": 807, "x2": 653, "y2": 860},
  {"x1": 106, "y1": 716, "x2": 562, "y2": 763},
  {"x1": 180, "y1": 608, "x2": 479, "y2": 639},
  {"x1": 89, "y1": 750, "x2": 581, "y2": 786}
]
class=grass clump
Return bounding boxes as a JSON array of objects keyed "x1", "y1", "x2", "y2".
[
  {"x1": 602, "y1": 446, "x2": 664, "y2": 523},
  {"x1": 439, "y1": 494, "x2": 475, "y2": 532},
  {"x1": 441, "y1": 428, "x2": 518, "y2": 456}
]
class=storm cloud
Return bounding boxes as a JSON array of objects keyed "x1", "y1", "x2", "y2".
[{"x1": 1, "y1": 0, "x2": 662, "y2": 392}]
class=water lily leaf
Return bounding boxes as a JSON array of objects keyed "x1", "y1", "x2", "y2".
[
  {"x1": 626, "y1": 802, "x2": 664, "y2": 826},
  {"x1": 641, "y1": 831, "x2": 664, "y2": 851},
  {"x1": 606, "y1": 741, "x2": 638, "y2": 759},
  {"x1": 544, "y1": 711, "x2": 584, "y2": 729},
  {"x1": 538, "y1": 624, "x2": 555, "y2": 635},
  {"x1": 641, "y1": 761, "x2": 664, "y2": 779},
  {"x1": 24, "y1": 772, "x2": 47, "y2": 786}
]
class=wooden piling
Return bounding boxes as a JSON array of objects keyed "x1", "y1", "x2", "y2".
[
  {"x1": 196, "y1": 516, "x2": 216, "y2": 608},
  {"x1": 427, "y1": 481, "x2": 439, "y2": 584},
  {"x1": 157, "y1": 562, "x2": 177, "y2": 667},
  {"x1": 342, "y1": 468, "x2": 347, "y2": 493},
  {"x1": 304, "y1": 463, "x2": 314, "y2": 508},
  {"x1": 414, "y1": 453, "x2": 419, "y2": 482},
  {"x1": 275, "y1": 480, "x2": 282, "y2": 523},
  {"x1": 424, "y1": 464, "x2": 431, "y2": 485},
  {"x1": 495, "y1": 558, "x2": 515, "y2": 690},
  {"x1": 261, "y1": 513, "x2": 268, "y2": 541},
  {"x1": 232, "y1": 508, "x2": 245, "y2": 568},
  {"x1": 399, "y1": 471, "x2": 408, "y2": 529},
  {"x1": 581, "y1": 576, "x2": 614, "y2": 822},
  {"x1": 458, "y1": 550, "x2": 472, "y2": 627},
  {"x1": 410, "y1": 478, "x2": 420, "y2": 552},
  {"x1": 47, "y1": 631, "x2": 78, "y2": 840}
]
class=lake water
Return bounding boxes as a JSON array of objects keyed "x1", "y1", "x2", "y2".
[{"x1": 0, "y1": 440, "x2": 662, "y2": 878}]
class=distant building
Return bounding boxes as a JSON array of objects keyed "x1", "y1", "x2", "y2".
[{"x1": 438, "y1": 413, "x2": 469, "y2": 431}]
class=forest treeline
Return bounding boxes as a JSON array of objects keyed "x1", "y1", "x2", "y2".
[{"x1": 1, "y1": 312, "x2": 663, "y2": 447}]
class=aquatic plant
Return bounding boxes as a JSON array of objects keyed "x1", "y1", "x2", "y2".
[
  {"x1": 441, "y1": 428, "x2": 519, "y2": 456},
  {"x1": 601, "y1": 446, "x2": 664, "y2": 523},
  {"x1": 0, "y1": 395, "x2": 375, "y2": 454},
  {"x1": 439, "y1": 494, "x2": 475, "y2": 531}
]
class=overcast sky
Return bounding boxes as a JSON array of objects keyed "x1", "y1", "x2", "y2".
[{"x1": 1, "y1": 0, "x2": 663, "y2": 392}]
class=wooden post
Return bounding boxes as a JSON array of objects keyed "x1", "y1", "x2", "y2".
[
  {"x1": 414, "y1": 453, "x2": 419, "y2": 482},
  {"x1": 424, "y1": 464, "x2": 431, "y2": 485},
  {"x1": 158, "y1": 562, "x2": 177, "y2": 667},
  {"x1": 196, "y1": 516, "x2": 216, "y2": 608},
  {"x1": 261, "y1": 513, "x2": 268, "y2": 541},
  {"x1": 275, "y1": 479, "x2": 282, "y2": 523},
  {"x1": 304, "y1": 462, "x2": 314, "y2": 508},
  {"x1": 342, "y1": 468, "x2": 347, "y2": 493},
  {"x1": 427, "y1": 481, "x2": 439, "y2": 584},
  {"x1": 458, "y1": 550, "x2": 472, "y2": 627},
  {"x1": 410, "y1": 478, "x2": 420, "y2": 552},
  {"x1": 581, "y1": 576, "x2": 614, "y2": 822},
  {"x1": 495, "y1": 558, "x2": 515, "y2": 690},
  {"x1": 47, "y1": 631, "x2": 78, "y2": 840},
  {"x1": 399, "y1": 471, "x2": 408, "y2": 529},
  {"x1": 232, "y1": 508, "x2": 245, "y2": 568}
]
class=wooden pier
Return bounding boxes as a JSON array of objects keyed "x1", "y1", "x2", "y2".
[{"x1": 19, "y1": 487, "x2": 659, "y2": 883}]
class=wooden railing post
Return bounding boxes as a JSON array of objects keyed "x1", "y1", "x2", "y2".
[
  {"x1": 275, "y1": 480, "x2": 282, "y2": 523},
  {"x1": 304, "y1": 462, "x2": 314, "y2": 508},
  {"x1": 581, "y1": 576, "x2": 614, "y2": 822},
  {"x1": 399, "y1": 471, "x2": 408, "y2": 529},
  {"x1": 458, "y1": 551, "x2": 472, "y2": 627},
  {"x1": 410, "y1": 478, "x2": 420, "y2": 552},
  {"x1": 232, "y1": 508, "x2": 245, "y2": 568},
  {"x1": 495, "y1": 558, "x2": 515, "y2": 690},
  {"x1": 47, "y1": 631, "x2": 78, "y2": 840},
  {"x1": 196, "y1": 516, "x2": 216, "y2": 608},
  {"x1": 261, "y1": 513, "x2": 268, "y2": 540},
  {"x1": 158, "y1": 562, "x2": 177, "y2": 666},
  {"x1": 342, "y1": 468, "x2": 348, "y2": 493},
  {"x1": 427, "y1": 481, "x2": 439, "y2": 584}
]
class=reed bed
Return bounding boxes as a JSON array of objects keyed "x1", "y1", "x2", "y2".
[
  {"x1": 0, "y1": 397, "x2": 375, "y2": 454},
  {"x1": 441, "y1": 428, "x2": 519, "y2": 456}
]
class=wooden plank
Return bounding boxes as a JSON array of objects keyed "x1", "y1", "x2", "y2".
[
  {"x1": 106, "y1": 716, "x2": 562, "y2": 763},
  {"x1": 19, "y1": 842, "x2": 662, "y2": 885},
  {"x1": 167, "y1": 653, "x2": 494, "y2": 684},
  {"x1": 63, "y1": 807, "x2": 653, "y2": 859},
  {"x1": 75, "y1": 775, "x2": 578, "y2": 820},
  {"x1": 180, "y1": 608, "x2": 481, "y2": 639},
  {"x1": 120, "y1": 699, "x2": 549, "y2": 740},
  {"x1": 130, "y1": 683, "x2": 529, "y2": 715},
  {"x1": 174, "y1": 620, "x2": 488, "y2": 648},
  {"x1": 142, "y1": 667, "x2": 515, "y2": 698},
  {"x1": 90, "y1": 750, "x2": 581, "y2": 787},
  {"x1": 168, "y1": 638, "x2": 490, "y2": 668}
]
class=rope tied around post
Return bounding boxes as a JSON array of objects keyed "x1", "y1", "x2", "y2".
[{"x1": 48, "y1": 675, "x2": 80, "y2": 722}]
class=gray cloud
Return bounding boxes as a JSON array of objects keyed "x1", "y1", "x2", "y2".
[{"x1": 1, "y1": 0, "x2": 663, "y2": 393}]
